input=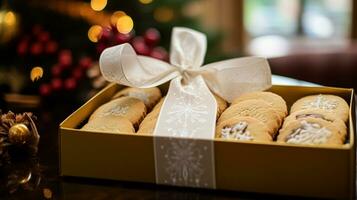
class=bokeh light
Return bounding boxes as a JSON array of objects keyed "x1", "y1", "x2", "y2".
[
  {"x1": 154, "y1": 7, "x2": 174, "y2": 23},
  {"x1": 90, "y1": 0, "x2": 107, "y2": 11},
  {"x1": 88, "y1": 25, "x2": 103, "y2": 42},
  {"x1": 139, "y1": 0, "x2": 153, "y2": 4},
  {"x1": 4, "y1": 11, "x2": 16, "y2": 25},
  {"x1": 110, "y1": 11, "x2": 126, "y2": 26},
  {"x1": 116, "y1": 15, "x2": 133, "y2": 34},
  {"x1": 30, "y1": 66, "x2": 44, "y2": 82}
]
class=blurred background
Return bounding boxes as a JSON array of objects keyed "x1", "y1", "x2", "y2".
[{"x1": 0, "y1": 0, "x2": 356, "y2": 108}]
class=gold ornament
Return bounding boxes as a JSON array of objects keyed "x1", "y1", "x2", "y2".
[
  {"x1": 0, "y1": 2, "x2": 19, "y2": 44},
  {"x1": 8, "y1": 123, "x2": 31, "y2": 145}
]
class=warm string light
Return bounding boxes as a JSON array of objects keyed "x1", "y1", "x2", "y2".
[
  {"x1": 116, "y1": 15, "x2": 134, "y2": 34},
  {"x1": 90, "y1": 0, "x2": 108, "y2": 11},
  {"x1": 30, "y1": 66, "x2": 44, "y2": 82},
  {"x1": 110, "y1": 11, "x2": 126, "y2": 26},
  {"x1": 88, "y1": 25, "x2": 103, "y2": 42},
  {"x1": 139, "y1": 0, "x2": 153, "y2": 4},
  {"x1": 154, "y1": 7, "x2": 174, "y2": 22}
]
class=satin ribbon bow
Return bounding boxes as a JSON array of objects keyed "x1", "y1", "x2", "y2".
[{"x1": 99, "y1": 27, "x2": 271, "y2": 139}]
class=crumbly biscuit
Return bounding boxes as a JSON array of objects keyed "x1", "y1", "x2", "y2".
[
  {"x1": 278, "y1": 118, "x2": 343, "y2": 145},
  {"x1": 90, "y1": 96, "x2": 146, "y2": 127},
  {"x1": 82, "y1": 116, "x2": 135, "y2": 134},
  {"x1": 214, "y1": 94, "x2": 228, "y2": 118},
  {"x1": 112, "y1": 87, "x2": 162, "y2": 110},
  {"x1": 290, "y1": 94, "x2": 349, "y2": 122},
  {"x1": 218, "y1": 100, "x2": 281, "y2": 136},
  {"x1": 232, "y1": 91, "x2": 287, "y2": 119},
  {"x1": 215, "y1": 116, "x2": 272, "y2": 142}
]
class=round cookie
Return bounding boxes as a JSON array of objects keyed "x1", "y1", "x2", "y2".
[
  {"x1": 290, "y1": 94, "x2": 349, "y2": 122},
  {"x1": 218, "y1": 100, "x2": 281, "y2": 136},
  {"x1": 232, "y1": 91, "x2": 287, "y2": 119},
  {"x1": 112, "y1": 87, "x2": 162, "y2": 110},
  {"x1": 214, "y1": 94, "x2": 228, "y2": 118},
  {"x1": 283, "y1": 109, "x2": 347, "y2": 137},
  {"x1": 90, "y1": 96, "x2": 147, "y2": 127},
  {"x1": 82, "y1": 116, "x2": 135, "y2": 134},
  {"x1": 278, "y1": 118, "x2": 343, "y2": 145},
  {"x1": 215, "y1": 116, "x2": 272, "y2": 142}
]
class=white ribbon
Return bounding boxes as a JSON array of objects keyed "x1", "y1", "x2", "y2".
[{"x1": 99, "y1": 27, "x2": 271, "y2": 188}]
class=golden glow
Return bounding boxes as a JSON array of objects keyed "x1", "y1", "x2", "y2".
[
  {"x1": 4, "y1": 11, "x2": 16, "y2": 25},
  {"x1": 154, "y1": 7, "x2": 174, "y2": 23},
  {"x1": 110, "y1": 11, "x2": 126, "y2": 26},
  {"x1": 88, "y1": 25, "x2": 103, "y2": 42},
  {"x1": 116, "y1": 15, "x2": 133, "y2": 34},
  {"x1": 139, "y1": 0, "x2": 153, "y2": 4},
  {"x1": 90, "y1": 0, "x2": 107, "y2": 11},
  {"x1": 30, "y1": 66, "x2": 44, "y2": 82}
]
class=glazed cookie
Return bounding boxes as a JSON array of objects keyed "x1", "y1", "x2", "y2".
[
  {"x1": 214, "y1": 94, "x2": 228, "y2": 118},
  {"x1": 112, "y1": 87, "x2": 162, "y2": 110},
  {"x1": 278, "y1": 118, "x2": 344, "y2": 145},
  {"x1": 90, "y1": 96, "x2": 147, "y2": 127},
  {"x1": 290, "y1": 94, "x2": 349, "y2": 122},
  {"x1": 215, "y1": 117, "x2": 272, "y2": 142},
  {"x1": 283, "y1": 109, "x2": 347, "y2": 137},
  {"x1": 232, "y1": 91, "x2": 287, "y2": 119},
  {"x1": 218, "y1": 100, "x2": 281, "y2": 136},
  {"x1": 82, "y1": 116, "x2": 135, "y2": 134}
]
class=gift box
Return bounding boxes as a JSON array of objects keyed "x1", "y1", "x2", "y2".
[{"x1": 60, "y1": 28, "x2": 356, "y2": 199}]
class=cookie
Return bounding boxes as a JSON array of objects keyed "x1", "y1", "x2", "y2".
[
  {"x1": 112, "y1": 87, "x2": 162, "y2": 110},
  {"x1": 90, "y1": 96, "x2": 147, "y2": 127},
  {"x1": 215, "y1": 116, "x2": 272, "y2": 142},
  {"x1": 81, "y1": 116, "x2": 135, "y2": 134},
  {"x1": 232, "y1": 91, "x2": 287, "y2": 119},
  {"x1": 277, "y1": 118, "x2": 343, "y2": 145},
  {"x1": 218, "y1": 100, "x2": 281, "y2": 136},
  {"x1": 137, "y1": 117, "x2": 157, "y2": 135},
  {"x1": 214, "y1": 94, "x2": 228, "y2": 118},
  {"x1": 283, "y1": 109, "x2": 347, "y2": 137},
  {"x1": 290, "y1": 94, "x2": 349, "y2": 122}
]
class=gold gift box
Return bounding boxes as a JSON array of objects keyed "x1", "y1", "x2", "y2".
[{"x1": 60, "y1": 83, "x2": 356, "y2": 199}]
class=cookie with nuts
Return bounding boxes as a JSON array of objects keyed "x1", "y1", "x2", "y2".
[
  {"x1": 290, "y1": 94, "x2": 349, "y2": 122},
  {"x1": 90, "y1": 96, "x2": 147, "y2": 127},
  {"x1": 277, "y1": 118, "x2": 343, "y2": 145},
  {"x1": 215, "y1": 116, "x2": 272, "y2": 142},
  {"x1": 82, "y1": 116, "x2": 135, "y2": 134},
  {"x1": 112, "y1": 87, "x2": 162, "y2": 110}
]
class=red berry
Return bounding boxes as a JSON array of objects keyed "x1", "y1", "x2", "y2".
[
  {"x1": 51, "y1": 78, "x2": 63, "y2": 91},
  {"x1": 96, "y1": 43, "x2": 106, "y2": 54},
  {"x1": 100, "y1": 27, "x2": 112, "y2": 41},
  {"x1": 64, "y1": 78, "x2": 77, "y2": 90},
  {"x1": 45, "y1": 41, "x2": 58, "y2": 54},
  {"x1": 144, "y1": 28, "x2": 160, "y2": 46},
  {"x1": 38, "y1": 31, "x2": 50, "y2": 43},
  {"x1": 150, "y1": 47, "x2": 168, "y2": 61},
  {"x1": 72, "y1": 68, "x2": 83, "y2": 80},
  {"x1": 58, "y1": 50, "x2": 72, "y2": 67},
  {"x1": 79, "y1": 57, "x2": 92, "y2": 69},
  {"x1": 39, "y1": 84, "x2": 52, "y2": 96},
  {"x1": 30, "y1": 43, "x2": 43, "y2": 56},
  {"x1": 115, "y1": 33, "x2": 132, "y2": 44},
  {"x1": 51, "y1": 65, "x2": 62, "y2": 77},
  {"x1": 132, "y1": 37, "x2": 150, "y2": 56}
]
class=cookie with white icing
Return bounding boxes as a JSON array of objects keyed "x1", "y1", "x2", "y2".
[
  {"x1": 278, "y1": 118, "x2": 343, "y2": 145},
  {"x1": 218, "y1": 99, "x2": 281, "y2": 136},
  {"x1": 82, "y1": 116, "x2": 135, "y2": 134},
  {"x1": 283, "y1": 109, "x2": 347, "y2": 137},
  {"x1": 112, "y1": 87, "x2": 162, "y2": 110},
  {"x1": 215, "y1": 117, "x2": 272, "y2": 142},
  {"x1": 90, "y1": 96, "x2": 147, "y2": 127},
  {"x1": 290, "y1": 94, "x2": 349, "y2": 122},
  {"x1": 232, "y1": 91, "x2": 287, "y2": 119}
]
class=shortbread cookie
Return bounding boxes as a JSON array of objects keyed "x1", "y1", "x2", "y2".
[
  {"x1": 215, "y1": 117, "x2": 272, "y2": 142},
  {"x1": 283, "y1": 109, "x2": 347, "y2": 137},
  {"x1": 82, "y1": 116, "x2": 135, "y2": 134},
  {"x1": 214, "y1": 94, "x2": 228, "y2": 118},
  {"x1": 290, "y1": 94, "x2": 349, "y2": 122},
  {"x1": 112, "y1": 87, "x2": 162, "y2": 110},
  {"x1": 137, "y1": 117, "x2": 157, "y2": 135},
  {"x1": 278, "y1": 118, "x2": 343, "y2": 145},
  {"x1": 218, "y1": 100, "x2": 281, "y2": 136},
  {"x1": 232, "y1": 91, "x2": 287, "y2": 119},
  {"x1": 90, "y1": 96, "x2": 147, "y2": 127}
]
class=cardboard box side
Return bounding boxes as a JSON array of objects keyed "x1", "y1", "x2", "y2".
[{"x1": 349, "y1": 90, "x2": 356, "y2": 199}]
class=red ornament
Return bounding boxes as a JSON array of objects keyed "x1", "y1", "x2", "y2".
[
  {"x1": 79, "y1": 57, "x2": 92, "y2": 69},
  {"x1": 150, "y1": 47, "x2": 168, "y2": 61},
  {"x1": 100, "y1": 27, "x2": 112, "y2": 41},
  {"x1": 144, "y1": 28, "x2": 160, "y2": 47},
  {"x1": 51, "y1": 78, "x2": 63, "y2": 91},
  {"x1": 132, "y1": 37, "x2": 150, "y2": 56},
  {"x1": 51, "y1": 65, "x2": 62, "y2": 77},
  {"x1": 58, "y1": 50, "x2": 72, "y2": 67},
  {"x1": 45, "y1": 41, "x2": 58, "y2": 54},
  {"x1": 115, "y1": 33, "x2": 132, "y2": 44},
  {"x1": 72, "y1": 68, "x2": 83, "y2": 80},
  {"x1": 38, "y1": 31, "x2": 50, "y2": 43},
  {"x1": 17, "y1": 41, "x2": 28, "y2": 56},
  {"x1": 30, "y1": 43, "x2": 43, "y2": 56},
  {"x1": 64, "y1": 78, "x2": 77, "y2": 90},
  {"x1": 39, "y1": 84, "x2": 52, "y2": 96},
  {"x1": 96, "y1": 43, "x2": 106, "y2": 54}
]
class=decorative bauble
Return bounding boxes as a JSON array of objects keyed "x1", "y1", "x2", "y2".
[
  {"x1": 8, "y1": 124, "x2": 31, "y2": 145},
  {"x1": 51, "y1": 78, "x2": 63, "y2": 91},
  {"x1": 45, "y1": 40, "x2": 58, "y2": 54},
  {"x1": 51, "y1": 65, "x2": 62, "y2": 77},
  {"x1": 79, "y1": 57, "x2": 92, "y2": 69},
  {"x1": 38, "y1": 31, "x2": 50, "y2": 43},
  {"x1": 115, "y1": 33, "x2": 132, "y2": 44},
  {"x1": 17, "y1": 40, "x2": 28, "y2": 56},
  {"x1": 39, "y1": 84, "x2": 51, "y2": 96},
  {"x1": 58, "y1": 50, "x2": 72, "y2": 67},
  {"x1": 72, "y1": 68, "x2": 83, "y2": 80},
  {"x1": 100, "y1": 27, "x2": 112, "y2": 41},
  {"x1": 132, "y1": 36, "x2": 150, "y2": 56},
  {"x1": 144, "y1": 28, "x2": 160, "y2": 46},
  {"x1": 30, "y1": 42, "x2": 43, "y2": 56},
  {"x1": 150, "y1": 47, "x2": 168, "y2": 61},
  {"x1": 96, "y1": 42, "x2": 106, "y2": 54},
  {"x1": 0, "y1": 6, "x2": 19, "y2": 44},
  {"x1": 64, "y1": 78, "x2": 77, "y2": 91}
]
